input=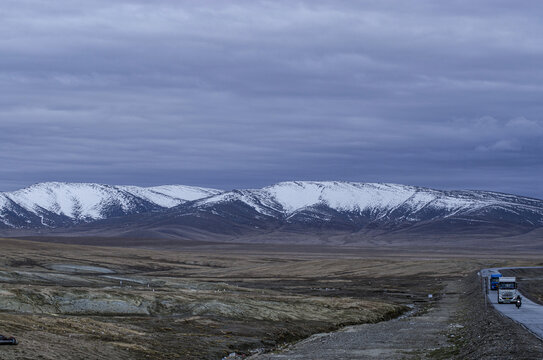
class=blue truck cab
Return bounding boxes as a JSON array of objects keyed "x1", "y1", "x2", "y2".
[{"x1": 490, "y1": 273, "x2": 502, "y2": 290}]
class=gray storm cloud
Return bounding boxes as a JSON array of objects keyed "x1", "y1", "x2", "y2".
[{"x1": 1, "y1": 0, "x2": 542, "y2": 197}]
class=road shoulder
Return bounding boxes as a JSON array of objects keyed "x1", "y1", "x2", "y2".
[{"x1": 250, "y1": 272, "x2": 543, "y2": 359}]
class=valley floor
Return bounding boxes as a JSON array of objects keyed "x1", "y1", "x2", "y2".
[{"x1": 0, "y1": 238, "x2": 541, "y2": 359}]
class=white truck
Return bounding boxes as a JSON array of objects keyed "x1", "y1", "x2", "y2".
[{"x1": 497, "y1": 277, "x2": 519, "y2": 304}]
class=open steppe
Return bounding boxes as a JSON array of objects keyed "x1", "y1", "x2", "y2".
[{"x1": 0, "y1": 237, "x2": 541, "y2": 359}]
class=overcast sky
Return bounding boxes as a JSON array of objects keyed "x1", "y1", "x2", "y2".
[{"x1": 1, "y1": 1, "x2": 543, "y2": 197}]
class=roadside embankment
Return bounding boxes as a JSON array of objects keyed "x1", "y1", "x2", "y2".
[
  {"x1": 438, "y1": 271, "x2": 543, "y2": 359},
  {"x1": 247, "y1": 271, "x2": 543, "y2": 359}
]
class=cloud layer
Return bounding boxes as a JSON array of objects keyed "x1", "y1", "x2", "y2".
[{"x1": 1, "y1": 1, "x2": 543, "y2": 197}]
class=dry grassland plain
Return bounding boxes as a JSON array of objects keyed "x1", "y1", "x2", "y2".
[{"x1": 0, "y1": 237, "x2": 540, "y2": 359}]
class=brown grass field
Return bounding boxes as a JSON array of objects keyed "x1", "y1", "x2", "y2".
[{"x1": 0, "y1": 237, "x2": 541, "y2": 359}]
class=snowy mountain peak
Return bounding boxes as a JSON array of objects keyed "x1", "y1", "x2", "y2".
[
  {"x1": 0, "y1": 182, "x2": 222, "y2": 228},
  {"x1": 199, "y1": 181, "x2": 435, "y2": 215},
  {"x1": 260, "y1": 181, "x2": 420, "y2": 213},
  {"x1": 117, "y1": 184, "x2": 222, "y2": 208},
  {"x1": 191, "y1": 181, "x2": 543, "y2": 227},
  {"x1": 1, "y1": 181, "x2": 543, "y2": 235}
]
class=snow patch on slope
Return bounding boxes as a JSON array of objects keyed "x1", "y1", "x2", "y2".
[
  {"x1": 263, "y1": 182, "x2": 325, "y2": 212},
  {"x1": 118, "y1": 185, "x2": 221, "y2": 208},
  {"x1": 5, "y1": 183, "x2": 133, "y2": 220},
  {"x1": 0, "y1": 194, "x2": 8, "y2": 208},
  {"x1": 1, "y1": 182, "x2": 223, "y2": 223},
  {"x1": 194, "y1": 181, "x2": 543, "y2": 224},
  {"x1": 262, "y1": 182, "x2": 418, "y2": 214}
]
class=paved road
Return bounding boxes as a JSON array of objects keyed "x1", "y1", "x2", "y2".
[{"x1": 481, "y1": 267, "x2": 543, "y2": 339}]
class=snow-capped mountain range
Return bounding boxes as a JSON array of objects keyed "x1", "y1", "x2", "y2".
[
  {"x1": 195, "y1": 181, "x2": 543, "y2": 221},
  {"x1": 165, "y1": 181, "x2": 543, "y2": 233},
  {"x1": 0, "y1": 182, "x2": 221, "y2": 229},
  {"x1": 2, "y1": 181, "x2": 543, "y2": 240}
]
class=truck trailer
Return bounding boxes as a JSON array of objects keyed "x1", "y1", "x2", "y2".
[
  {"x1": 490, "y1": 273, "x2": 502, "y2": 290},
  {"x1": 497, "y1": 277, "x2": 519, "y2": 304}
]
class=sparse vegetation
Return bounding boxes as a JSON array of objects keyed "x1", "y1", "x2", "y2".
[{"x1": 0, "y1": 237, "x2": 540, "y2": 359}]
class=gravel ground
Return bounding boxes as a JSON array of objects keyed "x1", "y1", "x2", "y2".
[
  {"x1": 240, "y1": 272, "x2": 543, "y2": 360},
  {"x1": 248, "y1": 282, "x2": 459, "y2": 359},
  {"x1": 451, "y1": 272, "x2": 543, "y2": 359}
]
